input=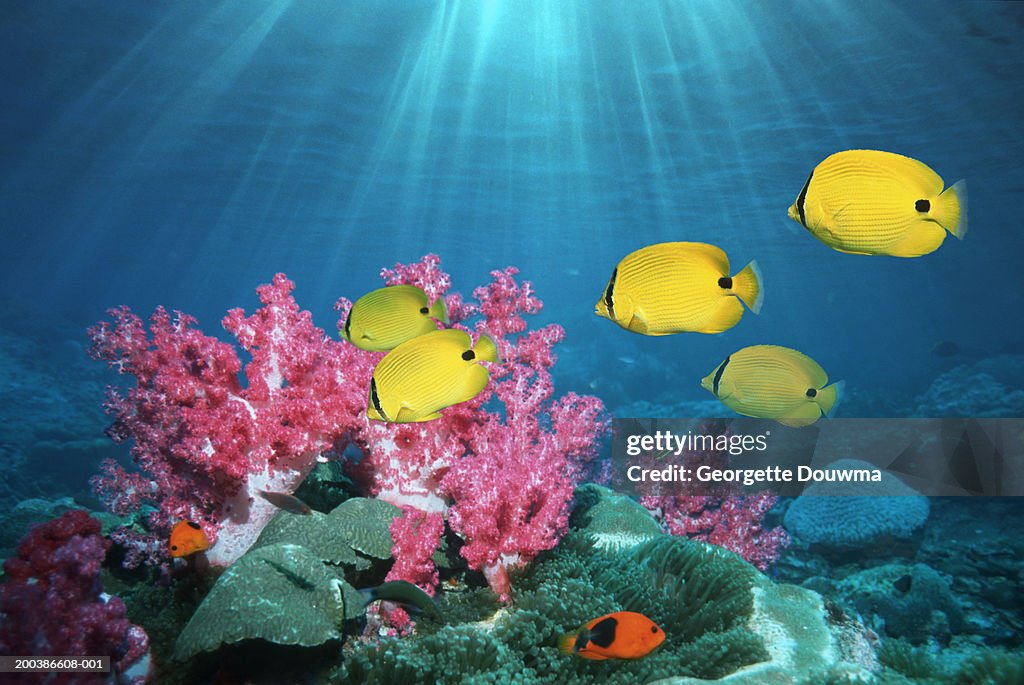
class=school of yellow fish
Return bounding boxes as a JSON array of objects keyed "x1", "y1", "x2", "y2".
[
  {"x1": 346, "y1": 149, "x2": 966, "y2": 428},
  {"x1": 595, "y1": 148, "x2": 965, "y2": 426}
]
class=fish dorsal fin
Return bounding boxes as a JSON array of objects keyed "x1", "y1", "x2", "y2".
[
  {"x1": 588, "y1": 616, "x2": 618, "y2": 648},
  {"x1": 679, "y1": 241, "x2": 730, "y2": 275}
]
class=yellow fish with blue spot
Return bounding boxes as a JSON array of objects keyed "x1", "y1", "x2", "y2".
[
  {"x1": 701, "y1": 345, "x2": 844, "y2": 427},
  {"x1": 341, "y1": 284, "x2": 448, "y2": 351},
  {"x1": 788, "y1": 149, "x2": 967, "y2": 257},
  {"x1": 595, "y1": 242, "x2": 763, "y2": 335},
  {"x1": 368, "y1": 329, "x2": 499, "y2": 422}
]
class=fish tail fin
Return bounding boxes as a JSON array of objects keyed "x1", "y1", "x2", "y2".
[
  {"x1": 732, "y1": 260, "x2": 764, "y2": 314},
  {"x1": 429, "y1": 297, "x2": 449, "y2": 324},
  {"x1": 816, "y1": 380, "x2": 845, "y2": 417},
  {"x1": 558, "y1": 633, "x2": 577, "y2": 655},
  {"x1": 933, "y1": 180, "x2": 968, "y2": 240},
  {"x1": 474, "y1": 333, "x2": 500, "y2": 363}
]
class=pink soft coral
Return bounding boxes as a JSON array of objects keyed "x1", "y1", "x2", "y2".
[
  {"x1": 90, "y1": 257, "x2": 608, "y2": 599},
  {"x1": 90, "y1": 274, "x2": 376, "y2": 565},
  {"x1": 349, "y1": 262, "x2": 608, "y2": 599}
]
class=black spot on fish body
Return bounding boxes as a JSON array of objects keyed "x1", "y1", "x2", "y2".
[
  {"x1": 187, "y1": 521, "x2": 201, "y2": 530},
  {"x1": 915, "y1": 199, "x2": 930, "y2": 213},
  {"x1": 806, "y1": 388, "x2": 817, "y2": 398},
  {"x1": 574, "y1": 629, "x2": 591, "y2": 652},
  {"x1": 588, "y1": 616, "x2": 618, "y2": 648},
  {"x1": 712, "y1": 356, "x2": 730, "y2": 397},
  {"x1": 893, "y1": 574, "x2": 913, "y2": 593},
  {"x1": 718, "y1": 277, "x2": 733, "y2": 289},
  {"x1": 420, "y1": 306, "x2": 429, "y2": 314},
  {"x1": 797, "y1": 171, "x2": 813, "y2": 229},
  {"x1": 462, "y1": 350, "x2": 475, "y2": 361},
  {"x1": 604, "y1": 268, "x2": 617, "y2": 318}
]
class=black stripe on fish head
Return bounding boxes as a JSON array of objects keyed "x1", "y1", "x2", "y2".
[
  {"x1": 796, "y1": 171, "x2": 813, "y2": 229},
  {"x1": 369, "y1": 377, "x2": 390, "y2": 421},
  {"x1": 343, "y1": 310, "x2": 353, "y2": 340},
  {"x1": 588, "y1": 616, "x2": 618, "y2": 649},
  {"x1": 187, "y1": 521, "x2": 201, "y2": 530},
  {"x1": 604, "y1": 268, "x2": 617, "y2": 318},
  {"x1": 712, "y1": 356, "x2": 731, "y2": 398}
]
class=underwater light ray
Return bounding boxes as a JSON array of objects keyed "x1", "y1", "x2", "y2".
[{"x1": 330, "y1": 1, "x2": 466, "y2": 268}]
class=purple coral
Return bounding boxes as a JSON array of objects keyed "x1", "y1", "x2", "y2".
[{"x1": 0, "y1": 510, "x2": 150, "y2": 684}]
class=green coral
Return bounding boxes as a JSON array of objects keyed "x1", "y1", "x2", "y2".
[
  {"x1": 878, "y1": 640, "x2": 939, "y2": 680},
  {"x1": 569, "y1": 484, "x2": 663, "y2": 551},
  {"x1": 953, "y1": 650, "x2": 1024, "y2": 685},
  {"x1": 253, "y1": 497, "x2": 399, "y2": 568},
  {"x1": 337, "y1": 532, "x2": 767, "y2": 684},
  {"x1": 173, "y1": 543, "x2": 354, "y2": 660}
]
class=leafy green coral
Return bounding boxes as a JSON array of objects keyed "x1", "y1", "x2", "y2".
[
  {"x1": 337, "y1": 532, "x2": 767, "y2": 684},
  {"x1": 173, "y1": 543, "x2": 353, "y2": 660},
  {"x1": 252, "y1": 496, "x2": 399, "y2": 568},
  {"x1": 173, "y1": 497, "x2": 399, "y2": 662}
]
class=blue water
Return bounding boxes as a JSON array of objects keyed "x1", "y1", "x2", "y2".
[
  {"x1": 1, "y1": 3, "x2": 1022, "y2": 677},
  {"x1": 3, "y1": 0, "x2": 1022, "y2": 414}
]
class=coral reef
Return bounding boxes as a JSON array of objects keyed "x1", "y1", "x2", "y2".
[
  {"x1": 914, "y1": 355, "x2": 1024, "y2": 417},
  {"x1": 339, "y1": 526, "x2": 879, "y2": 684},
  {"x1": 173, "y1": 542, "x2": 354, "y2": 661},
  {"x1": 833, "y1": 563, "x2": 965, "y2": 647},
  {"x1": 89, "y1": 274, "x2": 374, "y2": 566},
  {"x1": 0, "y1": 510, "x2": 150, "y2": 683},
  {"x1": 783, "y1": 459, "x2": 930, "y2": 550},
  {"x1": 89, "y1": 257, "x2": 607, "y2": 600}
]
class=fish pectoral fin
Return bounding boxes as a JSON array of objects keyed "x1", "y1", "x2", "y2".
[
  {"x1": 884, "y1": 222, "x2": 947, "y2": 258},
  {"x1": 393, "y1": 405, "x2": 430, "y2": 423},
  {"x1": 776, "y1": 402, "x2": 823, "y2": 428},
  {"x1": 627, "y1": 308, "x2": 656, "y2": 335}
]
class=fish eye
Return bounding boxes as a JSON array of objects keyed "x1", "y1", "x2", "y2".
[
  {"x1": 651, "y1": 626, "x2": 658, "y2": 633},
  {"x1": 171, "y1": 545, "x2": 178, "y2": 551}
]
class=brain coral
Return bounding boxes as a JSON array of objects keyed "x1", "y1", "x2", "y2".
[{"x1": 783, "y1": 459, "x2": 929, "y2": 548}]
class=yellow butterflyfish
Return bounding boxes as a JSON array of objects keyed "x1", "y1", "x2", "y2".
[
  {"x1": 368, "y1": 329, "x2": 499, "y2": 423},
  {"x1": 595, "y1": 242, "x2": 763, "y2": 335},
  {"x1": 701, "y1": 345, "x2": 844, "y2": 428},
  {"x1": 342, "y1": 284, "x2": 448, "y2": 351},
  {"x1": 788, "y1": 149, "x2": 967, "y2": 257}
]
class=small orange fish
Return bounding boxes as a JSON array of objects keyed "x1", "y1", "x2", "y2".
[
  {"x1": 559, "y1": 611, "x2": 665, "y2": 660},
  {"x1": 169, "y1": 520, "x2": 210, "y2": 558}
]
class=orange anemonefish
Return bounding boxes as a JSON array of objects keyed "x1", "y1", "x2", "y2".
[
  {"x1": 559, "y1": 611, "x2": 665, "y2": 660},
  {"x1": 169, "y1": 520, "x2": 210, "y2": 558}
]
